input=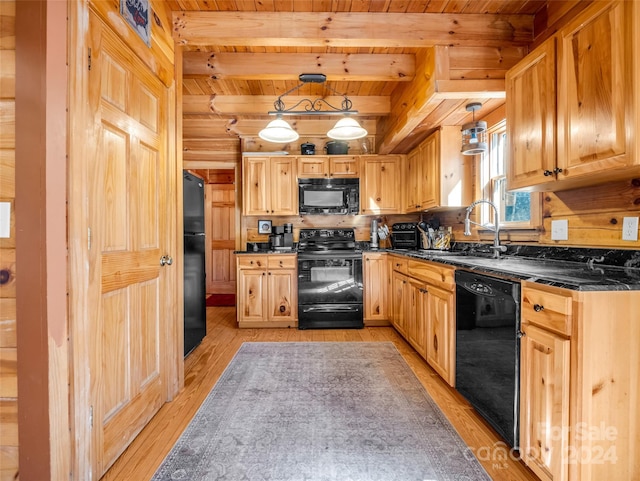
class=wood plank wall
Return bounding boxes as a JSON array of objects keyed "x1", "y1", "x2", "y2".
[{"x1": 0, "y1": 1, "x2": 17, "y2": 480}]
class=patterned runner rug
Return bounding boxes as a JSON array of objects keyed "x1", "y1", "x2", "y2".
[{"x1": 152, "y1": 342, "x2": 491, "y2": 481}]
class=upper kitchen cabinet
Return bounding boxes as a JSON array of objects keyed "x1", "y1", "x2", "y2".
[
  {"x1": 506, "y1": 37, "x2": 557, "y2": 191},
  {"x1": 242, "y1": 156, "x2": 297, "y2": 216},
  {"x1": 360, "y1": 155, "x2": 403, "y2": 215},
  {"x1": 404, "y1": 127, "x2": 472, "y2": 212},
  {"x1": 507, "y1": 0, "x2": 640, "y2": 192},
  {"x1": 297, "y1": 155, "x2": 359, "y2": 178}
]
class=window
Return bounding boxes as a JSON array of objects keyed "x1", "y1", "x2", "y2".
[{"x1": 479, "y1": 120, "x2": 540, "y2": 229}]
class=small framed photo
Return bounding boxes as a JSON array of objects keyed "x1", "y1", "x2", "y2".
[{"x1": 258, "y1": 220, "x2": 272, "y2": 234}]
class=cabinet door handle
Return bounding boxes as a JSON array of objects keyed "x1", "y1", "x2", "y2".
[
  {"x1": 543, "y1": 170, "x2": 553, "y2": 176},
  {"x1": 517, "y1": 331, "x2": 526, "y2": 339},
  {"x1": 554, "y1": 167, "x2": 563, "y2": 174},
  {"x1": 533, "y1": 304, "x2": 544, "y2": 312}
]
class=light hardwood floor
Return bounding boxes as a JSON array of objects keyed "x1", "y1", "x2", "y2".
[{"x1": 101, "y1": 307, "x2": 538, "y2": 481}]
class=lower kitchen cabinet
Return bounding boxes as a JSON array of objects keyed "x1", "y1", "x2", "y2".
[
  {"x1": 425, "y1": 284, "x2": 455, "y2": 386},
  {"x1": 389, "y1": 255, "x2": 456, "y2": 386},
  {"x1": 520, "y1": 282, "x2": 640, "y2": 481},
  {"x1": 236, "y1": 254, "x2": 297, "y2": 328},
  {"x1": 363, "y1": 252, "x2": 389, "y2": 326}
]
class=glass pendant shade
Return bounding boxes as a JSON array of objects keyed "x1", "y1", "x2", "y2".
[
  {"x1": 258, "y1": 118, "x2": 300, "y2": 143},
  {"x1": 326, "y1": 117, "x2": 368, "y2": 140},
  {"x1": 461, "y1": 120, "x2": 488, "y2": 155}
]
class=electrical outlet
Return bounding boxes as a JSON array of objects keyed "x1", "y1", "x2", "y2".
[
  {"x1": 551, "y1": 219, "x2": 569, "y2": 241},
  {"x1": 622, "y1": 216, "x2": 639, "y2": 241}
]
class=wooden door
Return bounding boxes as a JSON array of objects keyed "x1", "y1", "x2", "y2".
[
  {"x1": 557, "y1": 1, "x2": 629, "y2": 178},
  {"x1": 297, "y1": 156, "x2": 329, "y2": 178},
  {"x1": 420, "y1": 133, "x2": 438, "y2": 209},
  {"x1": 269, "y1": 157, "x2": 297, "y2": 215},
  {"x1": 519, "y1": 323, "x2": 570, "y2": 481},
  {"x1": 360, "y1": 156, "x2": 401, "y2": 214},
  {"x1": 329, "y1": 155, "x2": 359, "y2": 178},
  {"x1": 506, "y1": 37, "x2": 557, "y2": 190},
  {"x1": 406, "y1": 278, "x2": 427, "y2": 358},
  {"x1": 205, "y1": 183, "x2": 236, "y2": 294},
  {"x1": 243, "y1": 157, "x2": 269, "y2": 215},
  {"x1": 87, "y1": 13, "x2": 171, "y2": 477},
  {"x1": 404, "y1": 149, "x2": 420, "y2": 212},
  {"x1": 426, "y1": 285, "x2": 455, "y2": 386},
  {"x1": 267, "y1": 269, "x2": 296, "y2": 322},
  {"x1": 363, "y1": 253, "x2": 387, "y2": 323},
  {"x1": 237, "y1": 268, "x2": 267, "y2": 322},
  {"x1": 391, "y1": 271, "x2": 407, "y2": 336}
]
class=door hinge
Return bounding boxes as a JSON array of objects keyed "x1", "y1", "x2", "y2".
[
  {"x1": 88, "y1": 227, "x2": 92, "y2": 250},
  {"x1": 88, "y1": 48, "x2": 92, "y2": 71},
  {"x1": 89, "y1": 405, "x2": 93, "y2": 429}
]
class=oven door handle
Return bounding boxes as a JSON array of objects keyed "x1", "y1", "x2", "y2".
[{"x1": 301, "y1": 305, "x2": 360, "y2": 313}]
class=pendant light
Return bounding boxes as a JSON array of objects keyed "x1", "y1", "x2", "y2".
[
  {"x1": 461, "y1": 102, "x2": 488, "y2": 155},
  {"x1": 258, "y1": 117, "x2": 300, "y2": 143},
  {"x1": 327, "y1": 117, "x2": 368, "y2": 140},
  {"x1": 259, "y1": 73, "x2": 368, "y2": 143}
]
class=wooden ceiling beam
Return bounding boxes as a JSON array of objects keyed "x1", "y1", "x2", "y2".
[
  {"x1": 376, "y1": 46, "x2": 508, "y2": 154},
  {"x1": 173, "y1": 11, "x2": 534, "y2": 48},
  {"x1": 183, "y1": 52, "x2": 415, "y2": 81},
  {"x1": 183, "y1": 95, "x2": 390, "y2": 116}
]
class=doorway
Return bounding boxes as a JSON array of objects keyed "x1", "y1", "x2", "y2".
[{"x1": 199, "y1": 169, "x2": 237, "y2": 305}]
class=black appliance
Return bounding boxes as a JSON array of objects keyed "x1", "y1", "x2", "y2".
[
  {"x1": 455, "y1": 270, "x2": 521, "y2": 449},
  {"x1": 269, "y1": 224, "x2": 294, "y2": 250},
  {"x1": 297, "y1": 228, "x2": 364, "y2": 329},
  {"x1": 298, "y1": 178, "x2": 359, "y2": 215},
  {"x1": 391, "y1": 222, "x2": 419, "y2": 249},
  {"x1": 183, "y1": 171, "x2": 207, "y2": 357}
]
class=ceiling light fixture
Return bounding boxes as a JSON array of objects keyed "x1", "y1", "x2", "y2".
[
  {"x1": 258, "y1": 73, "x2": 368, "y2": 143},
  {"x1": 461, "y1": 102, "x2": 488, "y2": 156}
]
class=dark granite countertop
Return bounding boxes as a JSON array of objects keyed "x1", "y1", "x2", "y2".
[
  {"x1": 235, "y1": 243, "x2": 640, "y2": 291},
  {"x1": 388, "y1": 248, "x2": 640, "y2": 292}
]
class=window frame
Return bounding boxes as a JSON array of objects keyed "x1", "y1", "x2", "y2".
[{"x1": 477, "y1": 119, "x2": 542, "y2": 231}]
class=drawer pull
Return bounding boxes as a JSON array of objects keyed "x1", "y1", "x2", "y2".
[{"x1": 533, "y1": 304, "x2": 544, "y2": 312}]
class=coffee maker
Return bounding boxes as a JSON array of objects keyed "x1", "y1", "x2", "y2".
[{"x1": 269, "y1": 224, "x2": 293, "y2": 250}]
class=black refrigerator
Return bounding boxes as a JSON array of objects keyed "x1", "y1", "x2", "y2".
[{"x1": 183, "y1": 171, "x2": 207, "y2": 356}]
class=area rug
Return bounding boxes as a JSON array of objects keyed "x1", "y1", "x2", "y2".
[
  {"x1": 151, "y1": 342, "x2": 491, "y2": 481},
  {"x1": 206, "y1": 293, "x2": 235, "y2": 306}
]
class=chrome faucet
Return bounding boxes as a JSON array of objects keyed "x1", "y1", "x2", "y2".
[{"x1": 464, "y1": 199, "x2": 508, "y2": 258}]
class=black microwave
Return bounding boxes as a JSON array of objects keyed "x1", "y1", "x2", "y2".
[{"x1": 298, "y1": 178, "x2": 359, "y2": 215}]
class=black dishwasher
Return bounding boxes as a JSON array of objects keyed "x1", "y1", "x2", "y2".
[{"x1": 455, "y1": 270, "x2": 521, "y2": 450}]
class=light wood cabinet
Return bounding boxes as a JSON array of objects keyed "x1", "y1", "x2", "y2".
[
  {"x1": 520, "y1": 284, "x2": 572, "y2": 481},
  {"x1": 519, "y1": 282, "x2": 640, "y2": 481},
  {"x1": 360, "y1": 155, "x2": 403, "y2": 214},
  {"x1": 506, "y1": 36, "x2": 557, "y2": 191},
  {"x1": 406, "y1": 278, "x2": 428, "y2": 359},
  {"x1": 404, "y1": 127, "x2": 471, "y2": 212},
  {"x1": 242, "y1": 156, "x2": 297, "y2": 215},
  {"x1": 507, "y1": 0, "x2": 640, "y2": 192},
  {"x1": 391, "y1": 269, "x2": 409, "y2": 337},
  {"x1": 425, "y1": 284, "x2": 455, "y2": 386},
  {"x1": 297, "y1": 155, "x2": 358, "y2": 178},
  {"x1": 236, "y1": 254, "x2": 297, "y2": 328},
  {"x1": 363, "y1": 252, "x2": 389, "y2": 326},
  {"x1": 389, "y1": 255, "x2": 456, "y2": 387}
]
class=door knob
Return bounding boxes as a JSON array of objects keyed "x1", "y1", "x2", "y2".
[{"x1": 160, "y1": 255, "x2": 173, "y2": 266}]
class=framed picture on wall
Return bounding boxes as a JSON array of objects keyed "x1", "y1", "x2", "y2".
[
  {"x1": 258, "y1": 220, "x2": 272, "y2": 234},
  {"x1": 120, "y1": 0, "x2": 151, "y2": 47}
]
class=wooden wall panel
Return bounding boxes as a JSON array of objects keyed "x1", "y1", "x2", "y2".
[
  {"x1": 0, "y1": 1, "x2": 16, "y2": 478},
  {"x1": 539, "y1": 179, "x2": 640, "y2": 248}
]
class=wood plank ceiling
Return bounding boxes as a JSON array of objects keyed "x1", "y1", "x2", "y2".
[{"x1": 169, "y1": 1, "x2": 551, "y2": 155}]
